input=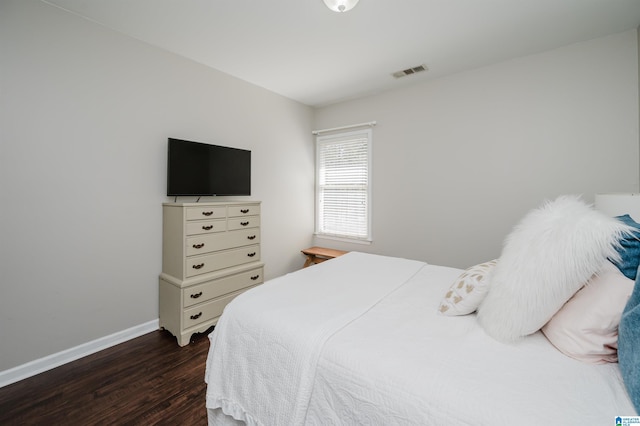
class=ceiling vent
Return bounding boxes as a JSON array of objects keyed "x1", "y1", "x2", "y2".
[{"x1": 392, "y1": 64, "x2": 428, "y2": 79}]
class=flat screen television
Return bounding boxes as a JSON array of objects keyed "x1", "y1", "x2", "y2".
[{"x1": 167, "y1": 138, "x2": 251, "y2": 196}]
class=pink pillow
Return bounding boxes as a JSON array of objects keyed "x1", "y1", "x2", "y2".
[{"x1": 542, "y1": 262, "x2": 635, "y2": 364}]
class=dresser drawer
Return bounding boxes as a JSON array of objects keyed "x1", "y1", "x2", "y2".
[
  {"x1": 183, "y1": 266, "x2": 264, "y2": 308},
  {"x1": 186, "y1": 219, "x2": 226, "y2": 236},
  {"x1": 186, "y1": 206, "x2": 227, "y2": 221},
  {"x1": 186, "y1": 228, "x2": 260, "y2": 256},
  {"x1": 228, "y1": 216, "x2": 260, "y2": 231},
  {"x1": 186, "y1": 245, "x2": 260, "y2": 277},
  {"x1": 183, "y1": 290, "x2": 242, "y2": 328},
  {"x1": 228, "y1": 204, "x2": 260, "y2": 217}
]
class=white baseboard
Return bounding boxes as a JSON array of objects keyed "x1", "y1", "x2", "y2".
[{"x1": 0, "y1": 319, "x2": 159, "y2": 388}]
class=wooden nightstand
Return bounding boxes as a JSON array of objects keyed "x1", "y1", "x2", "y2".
[{"x1": 301, "y1": 246, "x2": 349, "y2": 268}]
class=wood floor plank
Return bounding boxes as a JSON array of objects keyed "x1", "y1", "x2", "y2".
[{"x1": 0, "y1": 328, "x2": 212, "y2": 425}]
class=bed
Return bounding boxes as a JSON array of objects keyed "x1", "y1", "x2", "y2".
[
  {"x1": 204, "y1": 195, "x2": 640, "y2": 425},
  {"x1": 204, "y1": 249, "x2": 636, "y2": 425}
]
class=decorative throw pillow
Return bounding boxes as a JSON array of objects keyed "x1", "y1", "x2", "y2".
[
  {"x1": 619, "y1": 270, "x2": 640, "y2": 413},
  {"x1": 541, "y1": 261, "x2": 634, "y2": 364},
  {"x1": 476, "y1": 195, "x2": 634, "y2": 342},
  {"x1": 611, "y1": 214, "x2": 640, "y2": 280},
  {"x1": 438, "y1": 260, "x2": 497, "y2": 316}
]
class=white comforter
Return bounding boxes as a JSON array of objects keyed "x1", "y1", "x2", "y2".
[{"x1": 205, "y1": 252, "x2": 635, "y2": 425}]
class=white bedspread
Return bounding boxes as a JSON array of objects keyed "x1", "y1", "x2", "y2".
[
  {"x1": 205, "y1": 252, "x2": 636, "y2": 425},
  {"x1": 205, "y1": 252, "x2": 426, "y2": 425}
]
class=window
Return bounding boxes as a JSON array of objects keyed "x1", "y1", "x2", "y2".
[{"x1": 315, "y1": 128, "x2": 372, "y2": 242}]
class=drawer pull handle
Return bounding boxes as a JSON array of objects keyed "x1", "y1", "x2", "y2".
[
  {"x1": 190, "y1": 312, "x2": 202, "y2": 320},
  {"x1": 240, "y1": 221, "x2": 249, "y2": 226},
  {"x1": 192, "y1": 263, "x2": 205, "y2": 270},
  {"x1": 241, "y1": 209, "x2": 249, "y2": 214},
  {"x1": 202, "y1": 211, "x2": 213, "y2": 216},
  {"x1": 251, "y1": 275, "x2": 260, "y2": 280},
  {"x1": 247, "y1": 235, "x2": 256, "y2": 240},
  {"x1": 190, "y1": 291, "x2": 203, "y2": 299},
  {"x1": 202, "y1": 225, "x2": 213, "y2": 231},
  {"x1": 247, "y1": 252, "x2": 256, "y2": 257},
  {"x1": 192, "y1": 243, "x2": 205, "y2": 249}
]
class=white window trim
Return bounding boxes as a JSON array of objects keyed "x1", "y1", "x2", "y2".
[{"x1": 314, "y1": 128, "x2": 373, "y2": 243}]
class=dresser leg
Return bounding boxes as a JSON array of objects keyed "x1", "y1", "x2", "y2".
[{"x1": 178, "y1": 334, "x2": 191, "y2": 347}]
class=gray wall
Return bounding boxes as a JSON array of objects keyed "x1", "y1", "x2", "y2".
[
  {"x1": 0, "y1": 0, "x2": 314, "y2": 372},
  {"x1": 314, "y1": 30, "x2": 640, "y2": 269}
]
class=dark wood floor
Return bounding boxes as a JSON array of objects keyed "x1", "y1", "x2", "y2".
[{"x1": 0, "y1": 328, "x2": 213, "y2": 426}]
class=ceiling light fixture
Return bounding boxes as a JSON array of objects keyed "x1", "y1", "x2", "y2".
[{"x1": 322, "y1": 0, "x2": 359, "y2": 13}]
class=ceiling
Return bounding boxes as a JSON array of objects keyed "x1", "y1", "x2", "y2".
[{"x1": 43, "y1": 0, "x2": 640, "y2": 107}]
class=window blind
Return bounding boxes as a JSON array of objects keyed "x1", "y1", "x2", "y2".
[{"x1": 316, "y1": 130, "x2": 371, "y2": 241}]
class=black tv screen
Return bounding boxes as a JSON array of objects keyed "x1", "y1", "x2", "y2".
[{"x1": 167, "y1": 138, "x2": 251, "y2": 196}]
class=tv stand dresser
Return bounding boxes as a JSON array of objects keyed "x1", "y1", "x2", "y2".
[{"x1": 159, "y1": 201, "x2": 264, "y2": 346}]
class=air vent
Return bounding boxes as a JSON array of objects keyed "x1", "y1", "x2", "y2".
[{"x1": 392, "y1": 64, "x2": 428, "y2": 79}]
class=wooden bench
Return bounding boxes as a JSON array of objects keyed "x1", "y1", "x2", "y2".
[{"x1": 301, "y1": 246, "x2": 349, "y2": 268}]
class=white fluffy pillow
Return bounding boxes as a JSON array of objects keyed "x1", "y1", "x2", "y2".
[
  {"x1": 477, "y1": 195, "x2": 633, "y2": 342},
  {"x1": 438, "y1": 260, "x2": 497, "y2": 316}
]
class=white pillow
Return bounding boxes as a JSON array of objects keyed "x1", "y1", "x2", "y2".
[
  {"x1": 477, "y1": 195, "x2": 633, "y2": 342},
  {"x1": 542, "y1": 261, "x2": 634, "y2": 364},
  {"x1": 438, "y1": 260, "x2": 497, "y2": 316}
]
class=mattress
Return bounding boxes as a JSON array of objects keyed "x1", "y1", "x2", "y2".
[{"x1": 204, "y1": 252, "x2": 635, "y2": 425}]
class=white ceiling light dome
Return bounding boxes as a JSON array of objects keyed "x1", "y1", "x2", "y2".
[{"x1": 322, "y1": 0, "x2": 360, "y2": 13}]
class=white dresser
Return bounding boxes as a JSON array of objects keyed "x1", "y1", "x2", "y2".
[{"x1": 159, "y1": 201, "x2": 264, "y2": 346}]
